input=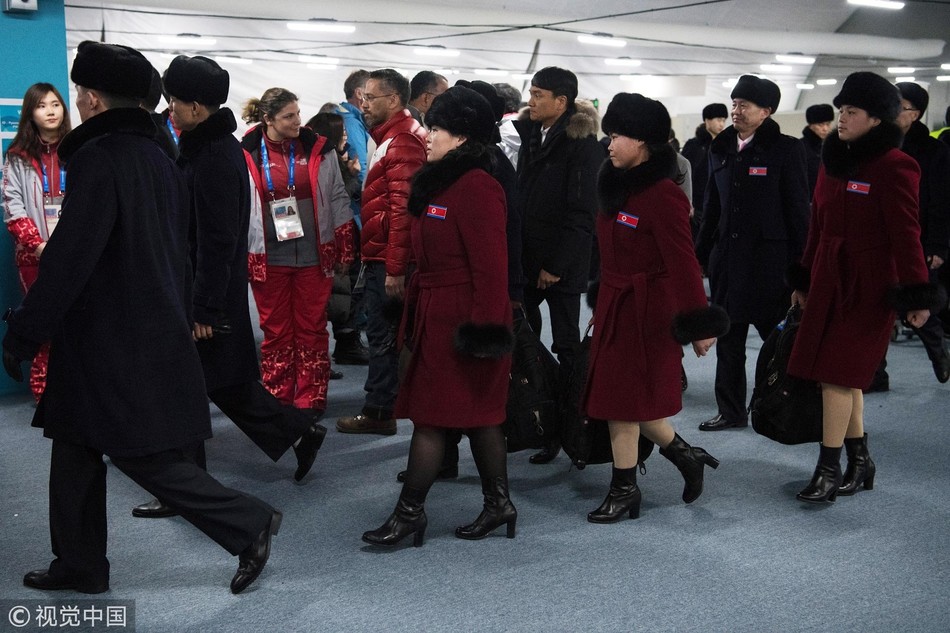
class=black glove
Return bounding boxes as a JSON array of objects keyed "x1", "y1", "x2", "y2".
[{"x1": 2, "y1": 347, "x2": 23, "y2": 382}]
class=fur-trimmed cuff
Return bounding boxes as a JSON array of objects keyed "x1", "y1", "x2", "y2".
[
  {"x1": 453, "y1": 322, "x2": 515, "y2": 358},
  {"x1": 887, "y1": 283, "x2": 943, "y2": 312},
  {"x1": 586, "y1": 280, "x2": 600, "y2": 310},
  {"x1": 381, "y1": 297, "x2": 405, "y2": 324},
  {"x1": 671, "y1": 305, "x2": 730, "y2": 344},
  {"x1": 786, "y1": 262, "x2": 811, "y2": 294}
]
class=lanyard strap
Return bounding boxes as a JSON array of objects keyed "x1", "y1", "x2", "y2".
[
  {"x1": 260, "y1": 137, "x2": 295, "y2": 196},
  {"x1": 166, "y1": 118, "x2": 179, "y2": 147},
  {"x1": 41, "y1": 161, "x2": 66, "y2": 196}
]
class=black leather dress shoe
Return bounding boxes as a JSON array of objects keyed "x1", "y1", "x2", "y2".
[
  {"x1": 231, "y1": 511, "x2": 282, "y2": 594},
  {"x1": 698, "y1": 414, "x2": 748, "y2": 431},
  {"x1": 132, "y1": 498, "x2": 178, "y2": 519},
  {"x1": 23, "y1": 569, "x2": 109, "y2": 594},
  {"x1": 529, "y1": 444, "x2": 561, "y2": 464},
  {"x1": 329, "y1": 367, "x2": 344, "y2": 380},
  {"x1": 934, "y1": 353, "x2": 950, "y2": 384},
  {"x1": 293, "y1": 423, "x2": 327, "y2": 482}
]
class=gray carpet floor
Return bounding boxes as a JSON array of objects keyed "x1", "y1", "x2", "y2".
[{"x1": 1, "y1": 299, "x2": 948, "y2": 633}]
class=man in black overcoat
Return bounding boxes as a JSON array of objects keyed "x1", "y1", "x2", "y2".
[
  {"x1": 800, "y1": 103, "x2": 834, "y2": 198},
  {"x1": 514, "y1": 66, "x2": 604, "y2": 464},
  {"x1": 1, "y1": 42, "x2": 280, "y2": 595},
  {"x1": 695, "y1": 75, "x2": 810, "y2": 431},
  {"x1": 681, "y1": 102, "x2": 728, "y2": 239},
  {"x1": 130, "y1": 55, "x2": 328, "y2": 518}
]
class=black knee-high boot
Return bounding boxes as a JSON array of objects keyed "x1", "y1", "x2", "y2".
[
  {"x1": 658, "y1": 433, "x2": 720, "y2": 503},
  {"x1": 362, "y1": 484, "x2": 428, "y2": 547},
  {"x1": 588, "y1": 467, "x2": 641, "y2": 523},
  {"x1": 838, "y1": 434, "x2": 876, "y2": 495},
  {"x1": 455, "y1": 477, "x2": 517, "y2": 540},
  {"x1": 796, "y1": 444, "x2": 843, "y2": 504}
]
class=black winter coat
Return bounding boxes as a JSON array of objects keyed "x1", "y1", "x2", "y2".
[
  {"x1": 901, "y1": 120, "x2": 950, "y2": 262},
  {"x1": 3, "y1": 108, "x2": 211, "y2": 457},
  {"x1": 696, "y1": 118, "x2": 810, "y2": 325},
  {"x1": 488, "y1": 145, "x2": 525, "y2": 303},
  {"x1": 680, "y1": 125, "x2": 713, "y2": 218},
  {"x1": 800, "y1": 126, "x2": 823, "y2": 199},
  {"x1": 514, "y1": 103, "x2": 605, "y2": 293},
  {"x1": 179, "y1": 108, "x2": 260, "y2": 391}
]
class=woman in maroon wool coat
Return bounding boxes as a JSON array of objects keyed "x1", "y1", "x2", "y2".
[
  {"x1": 583, "y1": 93, "x2": 730, "y2": 524},
  {"x1": 787, "y1": 72, "x2": 936, "y2": 504},
  {"x1": 362, "y1": 87, "x2": 516, "y2": 547}
]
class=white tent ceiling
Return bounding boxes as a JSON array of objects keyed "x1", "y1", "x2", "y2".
[{"x1": 63, "y1": 0, "x2": 950, "y2": 135}]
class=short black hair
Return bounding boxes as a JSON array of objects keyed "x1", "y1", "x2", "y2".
[
  {"x1": 530, "y1": 67, "x2": 578, "y2": 107},
  {"x1": 343, "y1": 69, "x2": 369, "y2": 99},
  {"x1": 493, "y1": 83, "x2": 522, "y2": 113},
  {"x1": 410, "y1": 71, "x2": 447, "y2": 101},
  {"x1": 369, "y1": 69, "x2": 410, "y2": 106}
]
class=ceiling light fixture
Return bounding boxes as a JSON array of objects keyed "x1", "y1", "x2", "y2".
[
  {"x1": 215, "y1": 56, "x2": 252, "y2": 65},
  {"x1": 847, "y1": 0, "x2": 905, "y2": 9},
  {"x1": 413, "y1": 46, "x2": 460, "y2": 58},
  {"x1": 577, "y1": 33, "x2": 626, "y2": 48},
  {"x1": 941, "y1": 63, "x2": 950, "y2": 70},
  {"x1": 895, "y1": 76, "x2": 915, "y2": 82},
  {"x1": 509, "y1": 73, "x2": 534, "y2": 80},
  {"x1": 160, "y1": 34, "x2": 217, "y2": 46},
  {"x1": 816, "y1": 78, "x2": 838, "y2": 86},
  {"x1": 722, "y1": 78, "x2": 739, "y2": 88},
  {"x1": 936, "y1": 76, "x2": 950, "y2": 82},
  {"x1": 287, "y1": 19, "x2": 355, "y2": 33},
  {"x1": 796, "y1": 83, "x2": 815, "y2": 89},
  {"x1": 887, "y1": 66, "x2": 915, "y2": 74},
  {"x1": 760, "y1": 64, "x2": 793, "y2": 73},
  {"x1": 604, "y1": 57, "x2": 641, "y2": 67},
  {"x1": 776, "y1": 54, "x2": 816, "y2": 65}
]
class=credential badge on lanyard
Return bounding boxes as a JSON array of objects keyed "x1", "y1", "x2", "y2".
[
  {"x1": 42, "y1": 161, "x2": 65, "y2": 236},
  {"x1": 261, "y1": 138, "x2": 304, "y2": 241}
]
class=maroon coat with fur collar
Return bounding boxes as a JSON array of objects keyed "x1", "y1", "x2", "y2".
[
  {"x1": 787, "y1": 124, "x2": 932, "y2": 388},
  {"x1": 584, "y1": 154, "x2": 727, "y2": 422},
  {"x1": 394, "y1": 149, "x2": 512, "y2": 428}
]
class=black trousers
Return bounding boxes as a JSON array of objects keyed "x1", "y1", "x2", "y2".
[
  {"x1": 714, "y1": 319, "x2": 777, "y2": 424},
  {"x1": 47, "y1": 439, "x2": 273, "y2": 587},
  {"x1": 209, "y1": 381, "x2": 312, "y2": 462},
  {"x1": 523, "y1": 286, "x2": 581, "y2": 370}
]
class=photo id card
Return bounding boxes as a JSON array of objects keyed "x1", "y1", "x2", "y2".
[
  {"x1": 44, "y1": 196, "x2": 63, "y2": 236},
  {"x1": 269, "y1": 196, "x2": 304, "y2": 241}
]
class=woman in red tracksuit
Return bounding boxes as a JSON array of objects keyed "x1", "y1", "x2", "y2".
[
  {"x1": 241, "y1": 88, "x2": 354, "y2": 416},
  {"x1": 2, "y1": 83, "x2": 71, "y2": 400}
]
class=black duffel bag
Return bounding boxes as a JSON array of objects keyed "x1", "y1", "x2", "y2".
[
  {"x1": 502, "y1": 316, "x2": 560, "y2": 453},
  {"x1": 750, "y1": 305, "x2": 823, "y2": 445},
  {"x1": 560, "y1": 326, "x2": 654, "y2": 469}
]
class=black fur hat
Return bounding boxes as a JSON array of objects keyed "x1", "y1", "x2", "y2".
[
  {"x1": 425, "y1": 86, "x2": 496, "y2": 144},
  {"x1": 896, "y1": 82, "x2": 929, "y2": 116},
  {"x1": 163, "y1": 55, "x2": 230, "y2": 105},
  {"x1": 601, "y1": 93, "x2": 670, "y2": 144},
  {"x1": 833, "y1": 72, "x2": 900, "y2": 123},
  {"x1": 702, "y1": 103, "x2": 728, "y2": 120},
  {"x1": 731, "y1": 75, "x2": 780, "y2": 112},
  {"x1": 806, "y1": 104, "x2": 834, "y2": 125},
  {"x1": 71, "y1": 41, "x2": 152, "y2": 99},
  {"x1": 454, "y1": 80, "x2": 506, "y2": 123}
]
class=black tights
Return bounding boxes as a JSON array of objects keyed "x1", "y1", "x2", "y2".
[{"x1": 403, "y1": 425, "x2": 508, "y2": 492}]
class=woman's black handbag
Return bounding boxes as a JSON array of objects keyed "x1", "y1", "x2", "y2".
[
  {"x1": 560, "y1": 327, "x2": 654, "y2": 469},
  {"x1": 502, "y1": 317, "x2": 560, "y2": 452},
  {"x1": 749, "y1": 306, "x2": 823, "y2": 445}
]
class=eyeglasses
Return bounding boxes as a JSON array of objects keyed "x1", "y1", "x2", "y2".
[{"x1": 361, "y1": 93, "x2": 396, "y2": 103}]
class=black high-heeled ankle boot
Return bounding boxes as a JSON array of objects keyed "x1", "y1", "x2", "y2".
[
  {"x1": 797, "y1": 444, "x2": 843, "y2": 504},
  {"x1": 658, "y1": 433, "x2": 720, "y2": 503},
  {"x1": 588, "y1": 467, "x2": 641, "y2": 523},
  {"x1": 455, "y1": 477, "x2": 517, "y2": 540},
  {"x1": 362, "y1": 485, "x2": 428, "y2": 547},
  {"x1": 838, "y1": 434, "x2": 876, "y2": 495}
]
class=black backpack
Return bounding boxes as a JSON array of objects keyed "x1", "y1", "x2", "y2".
[
  {"x1": 560, "y1": 327, "x2": 654, "y2": 469},
  {"x1": 502, "y1": 317, "x2": 561, "y2": 452},
  {"x1": 750, "y1": 306, "x2": 823, "y2": 445}
]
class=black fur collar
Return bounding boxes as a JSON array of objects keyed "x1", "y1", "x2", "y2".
[
  {"x1": 801, "y1": 126, "x2": 823, "y2": 150},
  {"x1": 408, "y1": 144, "x2": 493, "y2": 217},
  {"x1": 901, "y1": 120, "x2": 933, "y2": 156},
  {"x1": 596, "y1": 145, "x2": 677, "y2": 214},
  {"x1": 710, "y1": 116, "x2": 782, "y2": 156},
  {"x1": 821, "y1": 120, "x2": 903, "y2": 179},
  {"x1": 178, "y1": 108, "x2": 237, "y2": 157},
  {"x1": 59, "y1": 108, "x2": 157, "y2": 163}
]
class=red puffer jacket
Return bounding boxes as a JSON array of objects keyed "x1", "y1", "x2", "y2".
[{"x1": 360, "y1": 110, "x2": 427, "y2": 276}]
